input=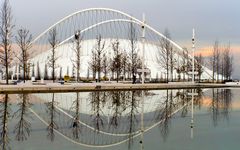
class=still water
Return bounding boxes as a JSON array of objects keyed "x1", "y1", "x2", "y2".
[{"x1": 0, "y1": 88, "x2": 239, "y2": 150}]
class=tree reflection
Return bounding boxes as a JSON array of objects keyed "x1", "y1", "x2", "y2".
[
  {"x1": 90, "y1": 91, "x2": 105, "y2": 132},
  {"x1": 156, "y1": 90, "x2": 173, "y2": 141},
  {"x1": 211, "y1": 89, "x2": 219, "y2": 126},
  {"x1": 194, "y1": 88, "x2": 203, "y2": 109},
  {"x1": 211, "y1": 89, "x2": 232, "y2": 126},
  {"x1": 126, "y1": 90, "x2": 140, "y2": 147},
  {"x1": 154, "y1": 89, "x2": 203, "y2": 141},
  {"x1": 108, "y1": 91, "x2": 130, "y2": 128},
  {"x1": 45, "y1": 93, "x2": 58, "y2": 141},
  {"x1": 222, "y1": 89, "x2": 232, "y2": 121},
  {"x1": 109, "y1": 91, "x2": 122, "y2": 128},
  {"x1": 178, "y1": 90, "x2": 189, "y2": 117},
  {"x1": 70, "y1": 92, "x2": 81, "y2": 139},
  {"x1": 13, "y1": 94, "x2": 32, "y2": 141},
  {"x1": 0, "y1": 94, "x2": 10, "y2": 150}
]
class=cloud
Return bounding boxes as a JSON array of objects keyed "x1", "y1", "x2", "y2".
[
  {"x1": 195, "y1": 47, "x2": 213, "y2": 57},
  {"x1": 194, "y1": 45, "x2": 240, "y2": 57},
  {"x1": 194, "y1": 45, "x2": 240, "y2": 78}
]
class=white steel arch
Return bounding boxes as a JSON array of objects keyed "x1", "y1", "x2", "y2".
[
  {"x1": 32, "y1": 8, "x2": 183, "y2": 51},
  {"x1": 52, "y1": 19, "x2": 141, "y2": 49},
  {"x1": 31, "y1": 15, "x2": 212, "y2": 79},
  {"x1": 27, "y1": 7, "x2": 213, "y2": 80}
]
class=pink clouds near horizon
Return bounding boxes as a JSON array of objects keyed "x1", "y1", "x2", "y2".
[{"x1": 194, "y1": 46, "x2": 240, "y2": 57}]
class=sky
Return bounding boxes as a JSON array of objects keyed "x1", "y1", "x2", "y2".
[{"x1": 9, "y1": 0, "x2": 240, "y2": 78}]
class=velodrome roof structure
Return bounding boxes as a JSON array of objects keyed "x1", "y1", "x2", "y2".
[{"x1": 12, "y1": 8, "x2": 214, "y2": 80}]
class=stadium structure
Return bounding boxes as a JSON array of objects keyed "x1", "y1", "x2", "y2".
[{"x1": 11, "y1": 8, "x2": 214, "y2": 81}]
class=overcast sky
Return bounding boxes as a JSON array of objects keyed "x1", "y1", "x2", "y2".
[{"x1": 9, "y1": 0, "x2": 240, "y2": 78}]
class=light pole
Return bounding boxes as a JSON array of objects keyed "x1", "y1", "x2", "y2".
[
  {"x1": 141, "y1": 14, "x2": 146, "y2": 84},
  {"x1": 74, "y1": 30, "x2": 81, "y2": 82},
  {"x1": 192, "y1": 28, "x2": 195, "y2": 83}
]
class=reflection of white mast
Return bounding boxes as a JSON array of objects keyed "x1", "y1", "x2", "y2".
[
  {"x1": 188, "y1": 89, "x2": 197, "y2": 139},
  {"x1": 191, "y1": 89, "x2": 194, "y2": 139},
  {"x1": 140, "y1": 90, "x2": 144, "y2": 150}
]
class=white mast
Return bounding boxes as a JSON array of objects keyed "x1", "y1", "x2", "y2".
[
  {"x1": 192, "y1": 28, "x2": 195, "y2": 83},
  {"x1": 141, "y1": 14, "x2": 146, "y2": 84}
]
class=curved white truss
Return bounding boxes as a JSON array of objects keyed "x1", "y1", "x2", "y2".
[
  {"x1": 32, "y1": 8, "x2": 211, "y2": 77},
  {"x1": 32, "y1": 8, "x2": 182, "y2": 51},
  {"x1": 33, "y1": 13, "x2": 211, "y2": 77},
  {"x1": 51, "y1": 19, "x2": 141, "y2": 49},
  {"x1": 30, "y1": 19, "x2": 140, "y2": 60},
  {"x1": 29, "y1": 7, "x2": 212, "y2": 79}
]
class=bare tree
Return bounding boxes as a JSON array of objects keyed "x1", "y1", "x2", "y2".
[
  {"x1": 26, "y1": 61, "x2": 32, "y2": 80},
  {"x1": 109, "y1": 57, "x2": 115, "y2": 80},
  {"x1": 210, "y1": 41, "x2": 218, "y2": 82},
  {"x1": 169, "y1": 47, "x2": 176, "y2": 81},
  {"x1": 223, "y1": 44, "x2": 233, "y2": 80},
  {"x1": 35, "y1": 61, "x2": 41, "y2": 80},
  {"x1": 216, "y1": 42, "x2": 221, "y2": 82},
  {"x1": 44, "y1": 63, "x2": 48, "y2": 80},
  {"x1": 31, "y1": 62, "x2": 35, "y2": 78},
  {"x1": 128, "y1": 20, "x2": 138, "y2": 82},
  {"x1": 90, "y1": 48, "x2": 97, "y2": 80},
  {"x1": 15, "y1": 28, "x2": 32, "y2": 83},
  {"x1": 95, "y1": 35, "x2": 105, "y2": 82},
  {"x1": 58, "y1": 67, "x2": 62, "y2": 80},
  {"x1": 122, "y1": 50, "x2": 129, "y2": 81},
  {"x1": 0, "y1": 0, "x2": 14, "y2": 84},
  {"x1": 102, "y1": 53, "x2": 108, "y2": 80},
  {"x1": 156, "y1": 29, "x2": 174, "y2": 82},
  {"x1": 112, "y1": 39, "x2": 122, "y2": 82},
  {"x1": 195, "y1": 54, "x2": 204, "y2": 82},
  {"x1": 220, "y1": 51, "x2": 225, "y2": 82},
  {"x1": 87, "y1": 67, "x2": 90, "y2": 80},
  {"x1": 48, "y1": 28, "x2": 59, "y2": 82},
  {"x1": 180, "y1": 48, "x2": 189, "y2": 81},
  {"x1": 71, "y1": 30, "x2": 82, "y2": 82},
  {"x1": 71, "y1": 63, "x2": 75, "y2": 78},
  {"x1": 66, "y1": 66, "x2": 69, "y2": 76}
]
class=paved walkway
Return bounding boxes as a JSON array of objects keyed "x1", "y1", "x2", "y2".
[{"x1": 0, "y1": 82, "x2": 239, "y2": 94}]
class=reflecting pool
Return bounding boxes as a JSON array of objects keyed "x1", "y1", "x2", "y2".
[{"x1": 0, "y1": 88, "x2": 240, "y2": 150}]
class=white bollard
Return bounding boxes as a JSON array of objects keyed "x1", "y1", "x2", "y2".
[{"x1": 31, "y1": 76, "x2": 35, "y2": 82}]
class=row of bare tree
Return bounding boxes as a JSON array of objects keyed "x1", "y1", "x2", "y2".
[
  {"x1": 156, "y1": 29, "x2": 205, "y2": 82},
  {"x1": 157, "y1": 29, "x2": 234, "y2": 83},
  {"x1": 0, "y1": 0, "x2": 80, "y2": 84},
  {"x1": 86, "y1": 20, "x2": 142, "y2": 83},
  {"x1": 0, "y1": 0, "x2": 142, "y2": 83},
  {"x1": 89, "y1": 36, "x2": 142, "y2": 83},
  {"x1": 210, "y1": 41, "x2": 233, "y2": 82},
  {"x1": 0, "y1": 0, "x2": 36, "y2": 84},
  {"x1": 0, "y1": 0, "x2": 234, "y2": 84}
]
